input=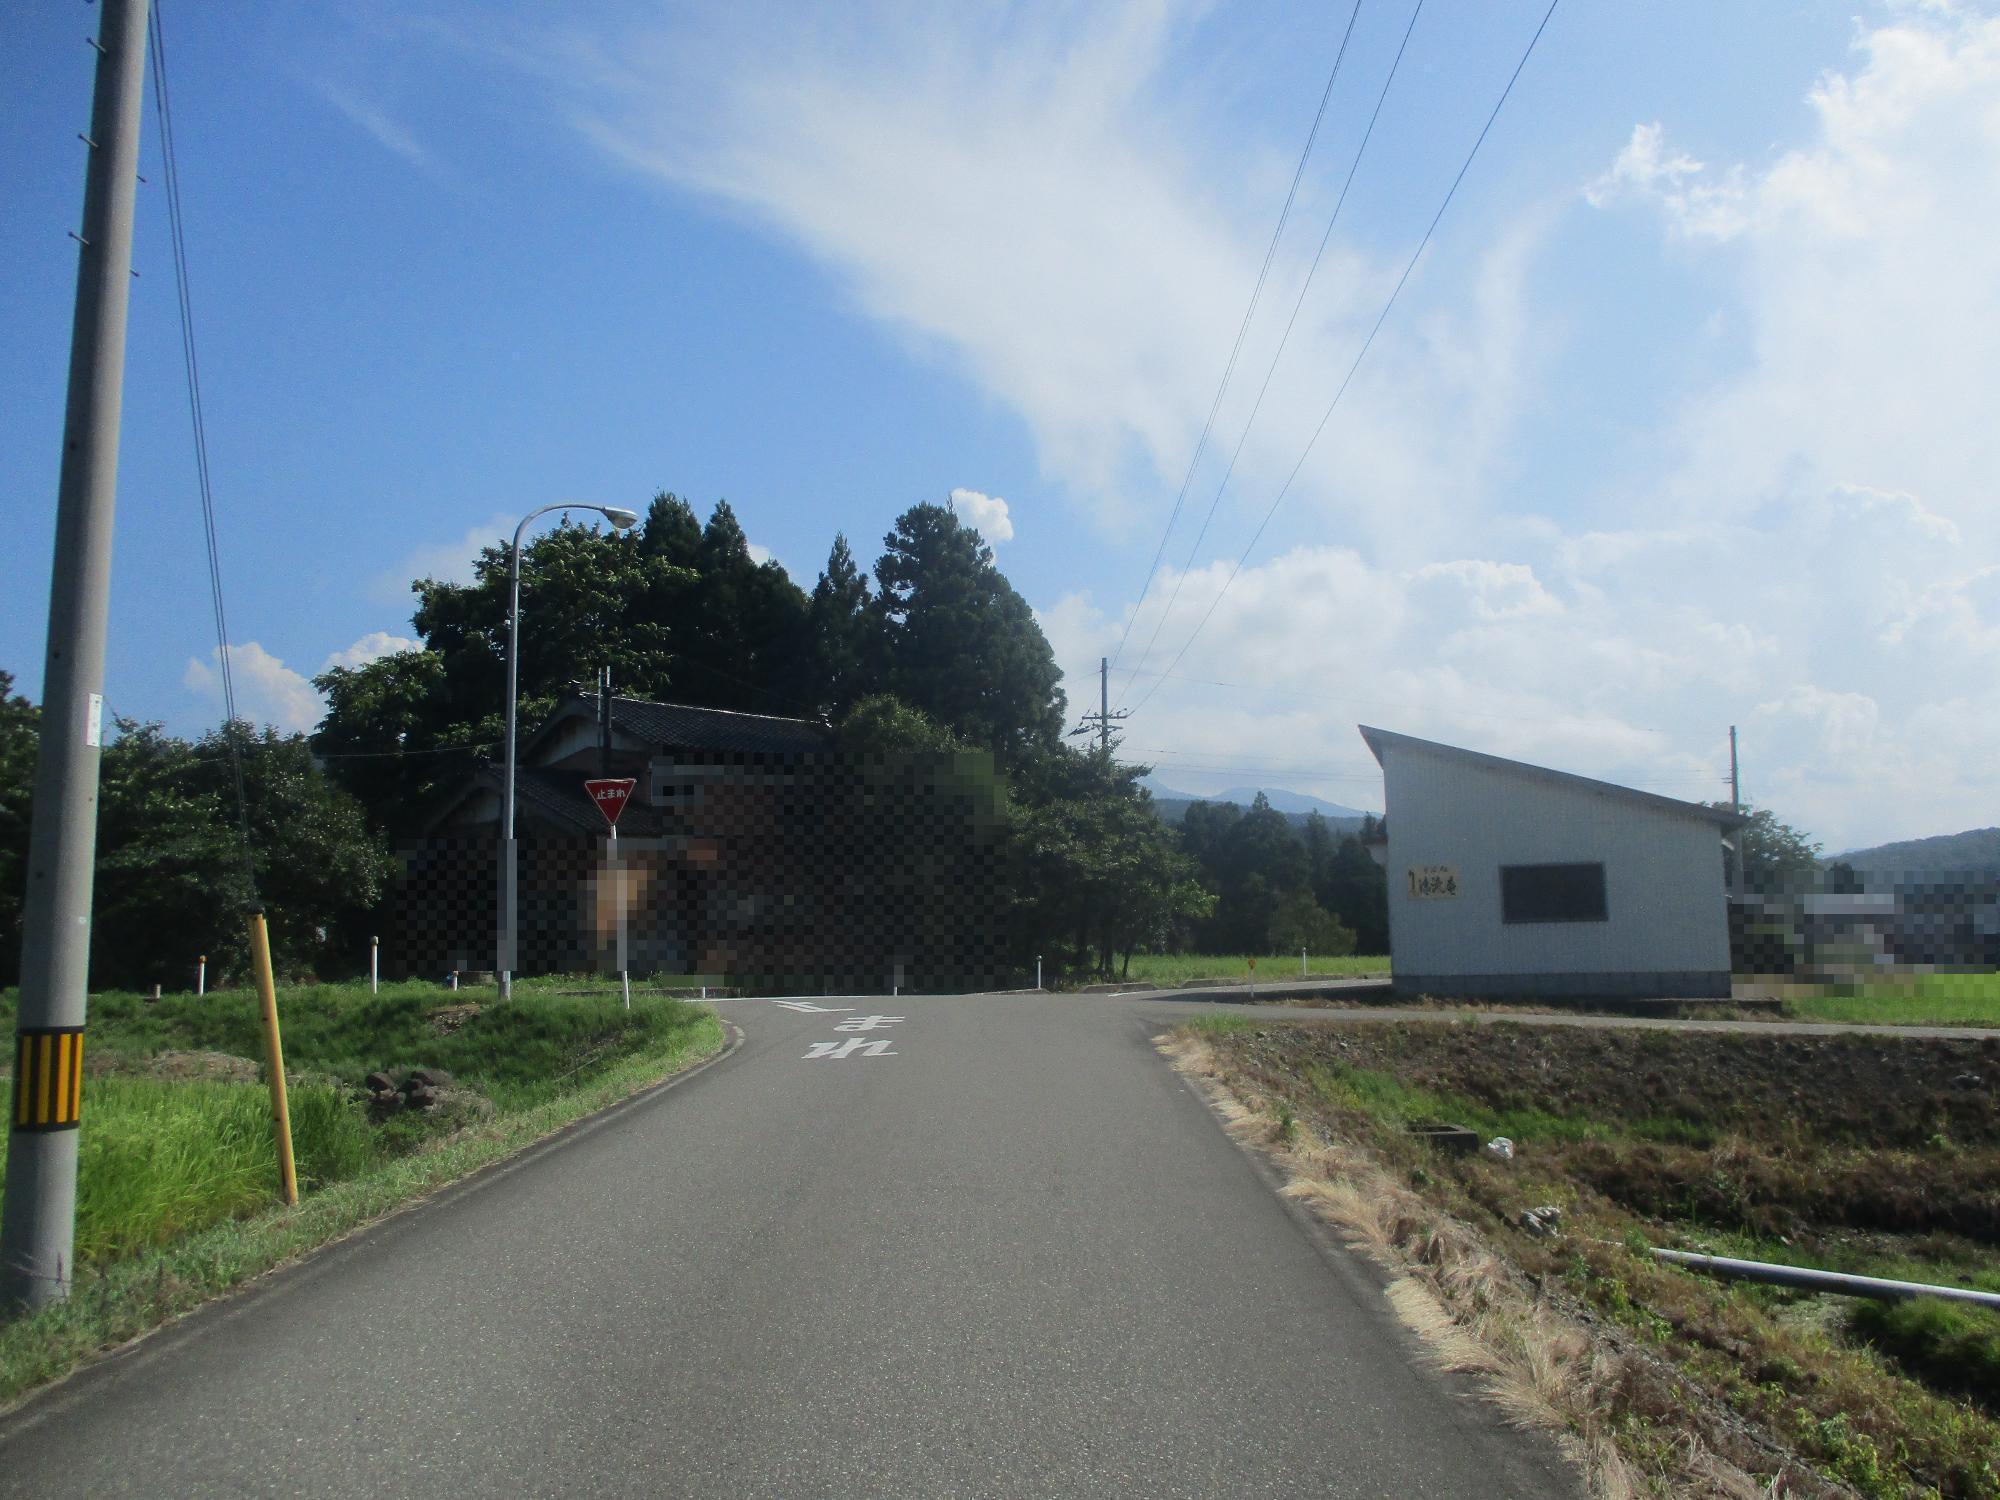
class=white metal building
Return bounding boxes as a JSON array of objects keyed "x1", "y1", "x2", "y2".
[{"x1": 1359, "y1": 726, "x2": 1739, "y2": 999}]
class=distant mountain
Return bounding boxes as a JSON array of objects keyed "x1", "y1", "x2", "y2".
[
  {"x1": 1142, "y1": 777, "x2": 1372, "y2": 833},
  {"x1": 1834, "y1": 826, "x2": 2000, "y2": 874}
]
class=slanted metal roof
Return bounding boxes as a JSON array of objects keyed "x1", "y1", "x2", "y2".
[{"x1": 1357, "y1": 725, "x2": 1743, "y2": 830}]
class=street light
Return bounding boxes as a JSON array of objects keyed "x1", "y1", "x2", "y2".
[{"x1": 498, "y1": 503, "x2": 640, "y2": 1000}]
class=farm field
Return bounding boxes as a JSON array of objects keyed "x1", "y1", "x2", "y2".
[{"x1": 1171, "y1": 1015, "x2": 2000, "y2": 1498}]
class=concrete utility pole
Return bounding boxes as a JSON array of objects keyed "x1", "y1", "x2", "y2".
[
  {"x1": 2, "y1": 0, "x2": 151, "y2": 1313},
  {"x1": 1073, "y1": 656, "x2": 1130, "y2": 753}
]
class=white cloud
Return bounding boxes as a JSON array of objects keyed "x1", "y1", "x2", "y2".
[
  {"x1": 949, "y1": 487, "x2": 1014, "y2": 544},
  {"x1": 320, "y1": 631, "x2": 421, "y2": 672},
  {"x1": 184, "y1": 632, "x2": 423, "y2": 736},
  {"x1": 1583, "y1": 122, "x2": 1748, "y2": 239},
  {"x1": 461, "y1": 4, "x2": 2000, "y2": 851},
  {"x1": 183, "y1": 642, "x2": 325, "y2": 736},
  {"x1": 372, "y1": 513, "x2": 514, "y2": 606}
]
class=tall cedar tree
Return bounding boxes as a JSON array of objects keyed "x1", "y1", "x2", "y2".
[
  {"x1": 808, "y1": 533, "x2": 879, "y2": 718},
  {"x1": 873, "y1": 502, "x2": 1064, "y2": 764}
]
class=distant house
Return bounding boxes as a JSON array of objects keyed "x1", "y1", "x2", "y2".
[
  {"x1": 387, "y1": 690, "x2": 1010, "y2": 992},
  {"x1": 1360, "y1": 726, "x2": 1741, "y2": 1000}
]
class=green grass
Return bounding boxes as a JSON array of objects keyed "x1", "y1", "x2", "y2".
[
  {"x1": 0, "y1": 1078, "x2": 374, "y2": 1263},
  {"x1": 2, "y1": 978, "x2": 703, "y2": 1111},
  {"x1": 1118, "y1": 952, "x2": 1390, "y2": 986},
  {"x1": 1781, "y1": 971, "x2": 2000, "y2": 1027}
]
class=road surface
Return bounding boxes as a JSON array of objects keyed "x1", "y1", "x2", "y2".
[{"x1": 0, "y1": 991, "x2": 1573, "y2": 1498}]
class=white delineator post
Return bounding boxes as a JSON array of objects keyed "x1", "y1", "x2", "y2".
[
  {"x1": 1036, "y1": 955, "x2": 1042, "y2": 991},
  {"x1": 369, "y1": 935, "x2": 379, "y2": 995},
  {"x1": 197, "y1": 955, "x2": 206, "y2": 997},
  {"x1": 1301, "y1": 948, "x2": 1307, "y2": 978}
]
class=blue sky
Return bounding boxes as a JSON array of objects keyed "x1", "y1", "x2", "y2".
[{"x1": 5, "y1": 1, "x2": 1997, "y2": 852}]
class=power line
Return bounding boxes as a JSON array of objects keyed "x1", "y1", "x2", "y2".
[
  {"x1": 149, "y1": 0, "x2": 258, "y2": 902},
  {"x1": 1104, "y1": 2, "x2": 1363, "y2": 685},
  {"x1": 1129, "y1": 0, "x2": 1562, "y2": 719},
  {"x1": 1119, "y1": 0, "x2": 1423, "y2": 707}
]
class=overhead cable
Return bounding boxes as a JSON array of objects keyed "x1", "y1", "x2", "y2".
[
  {"x1": 1129, "y1": 0, "x2": 1562, "y2": 719},
  {"x1": 1104, "y1": 2, "x2": 1364, "y2": 684}
]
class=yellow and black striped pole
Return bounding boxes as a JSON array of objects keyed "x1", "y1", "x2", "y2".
[{"x1": 11, "y1": 1029, "x2": 85, "y2": 1134}]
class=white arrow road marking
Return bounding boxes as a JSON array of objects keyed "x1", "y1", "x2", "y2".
[
  {"x1": 773, "y1": 1001, "x2": 854, "y2": 1013},
  {"x1": 832, "y1": 1014, "x2": 905, "y2": 1032},
  {"x1": 802, "y1": 1038, "x2": 898, "y2": 1059}
]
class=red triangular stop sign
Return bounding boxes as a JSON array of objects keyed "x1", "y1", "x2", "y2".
[{"x1": 583, "y1": 777, "x2": 637, "y2": 829}]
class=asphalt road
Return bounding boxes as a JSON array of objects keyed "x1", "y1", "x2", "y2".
[{"x1": 0, "y1": 992, "x2": 1574, "y2": 1499}]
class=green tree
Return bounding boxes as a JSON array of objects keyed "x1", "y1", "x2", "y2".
[
  {"x1": 1003, "y1": 744, "x2": 1206, "y2": 978},
  {"x1": 0, "y1": 670, "x2": 41, "y2": 984},
  {"x1": 808, "y1": 533, "x2": 880, "y2": 718},
  {"x1": 75, "y1": 718, "x2": 393, "y2": 990},
  {"x1": 1267, "y1": 890, "x2": 1356, "y2": 959},
  {"x1": 1319, "y1": 831, "x2": 1389, "y2": 954},
  {"x1": 835, "y1": 693, "x2": 961, "y2": 754},
  {"x1": 1711, "y1": 803, "x2": 1823, "y2": 893},
  {"x1": 315, "y1": 513, "x2": 691, "y2": 834},
  {"x1": 874, "y1": 502, "x2": 1064, "y2": 763}
]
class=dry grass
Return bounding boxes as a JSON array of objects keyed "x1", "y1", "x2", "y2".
[{"x1": 1157, "y1": 1029, "x2": 1841, "y2": 1500}]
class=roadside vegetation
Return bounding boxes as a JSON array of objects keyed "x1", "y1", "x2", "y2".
[
  {"x1": 1167, "y1": 1015, "x2": 2000, "y2": 1498},
  {"x1": 1113, "y1": 952, "x2": 1389, "y2": 986},
  {"x1": 0, "y1": 976, "x2": 722, "y2": 1402}
]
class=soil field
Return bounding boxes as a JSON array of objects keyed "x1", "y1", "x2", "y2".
[{"x1": 1185, "y1": 1017, "x2": 2000, "y2": 1498}]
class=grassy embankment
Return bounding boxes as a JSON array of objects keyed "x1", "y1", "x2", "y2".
[
  {"x1": 1115, "y1": 952, "x2": 1390, "y2": 986},
  {"x1": 0, "y1": 976, "x2": 721, "y2": 1403},
  {"x1": 1169, "y1": 1015, "x2": 2000, "y2": 1498}
]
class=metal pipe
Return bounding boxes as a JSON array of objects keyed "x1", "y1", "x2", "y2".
[{"x1": 1653, "y1": 1248, "x2": 2000, "y2": 1309}]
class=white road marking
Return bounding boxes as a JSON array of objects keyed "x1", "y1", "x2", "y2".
[
  {"x1": 802, "y1": 1038, "x2": 898, "y2": 1059},
  {"x1": 832, "y1": 1014, "x2": 905, "y2": 1032},
  {"x1": 773, "y1": 1001, "x2": 854, "y2": 1013}
]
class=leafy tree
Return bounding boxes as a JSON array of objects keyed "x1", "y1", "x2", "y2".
[
  {"x1": 0, "y1": 695, "x2": 394, "y2": 991},
  {"x1": 0, "y1": 670, "x2": 40, "y2": 984},
  {"x1": 1003, "y1": 744, "x2": 1206, "y2": 977},
  {"x1": 874, "y1": 502, "x2": 1064, "y2": 763},
  {"x1": 835, "y1": 694, "x2": 961, "y2": 755},
  {"x1": 1711, "y1": 803, "x2": 1823, "y2": 893},
  {"x1": 1267, "y1": 891, "x2": 1356, "y2": 959},
  {"x1": 90, "y1": 719, "x2": 393, "y2": 989}
]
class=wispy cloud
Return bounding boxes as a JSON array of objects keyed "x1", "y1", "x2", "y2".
[{"x1": 315, "y1": 80, "x2": 433, "y2": 170}]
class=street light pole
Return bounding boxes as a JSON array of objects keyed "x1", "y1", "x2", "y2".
[{"x1": 497, "y1": 503, "x2": 638, "y2": 1000}]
